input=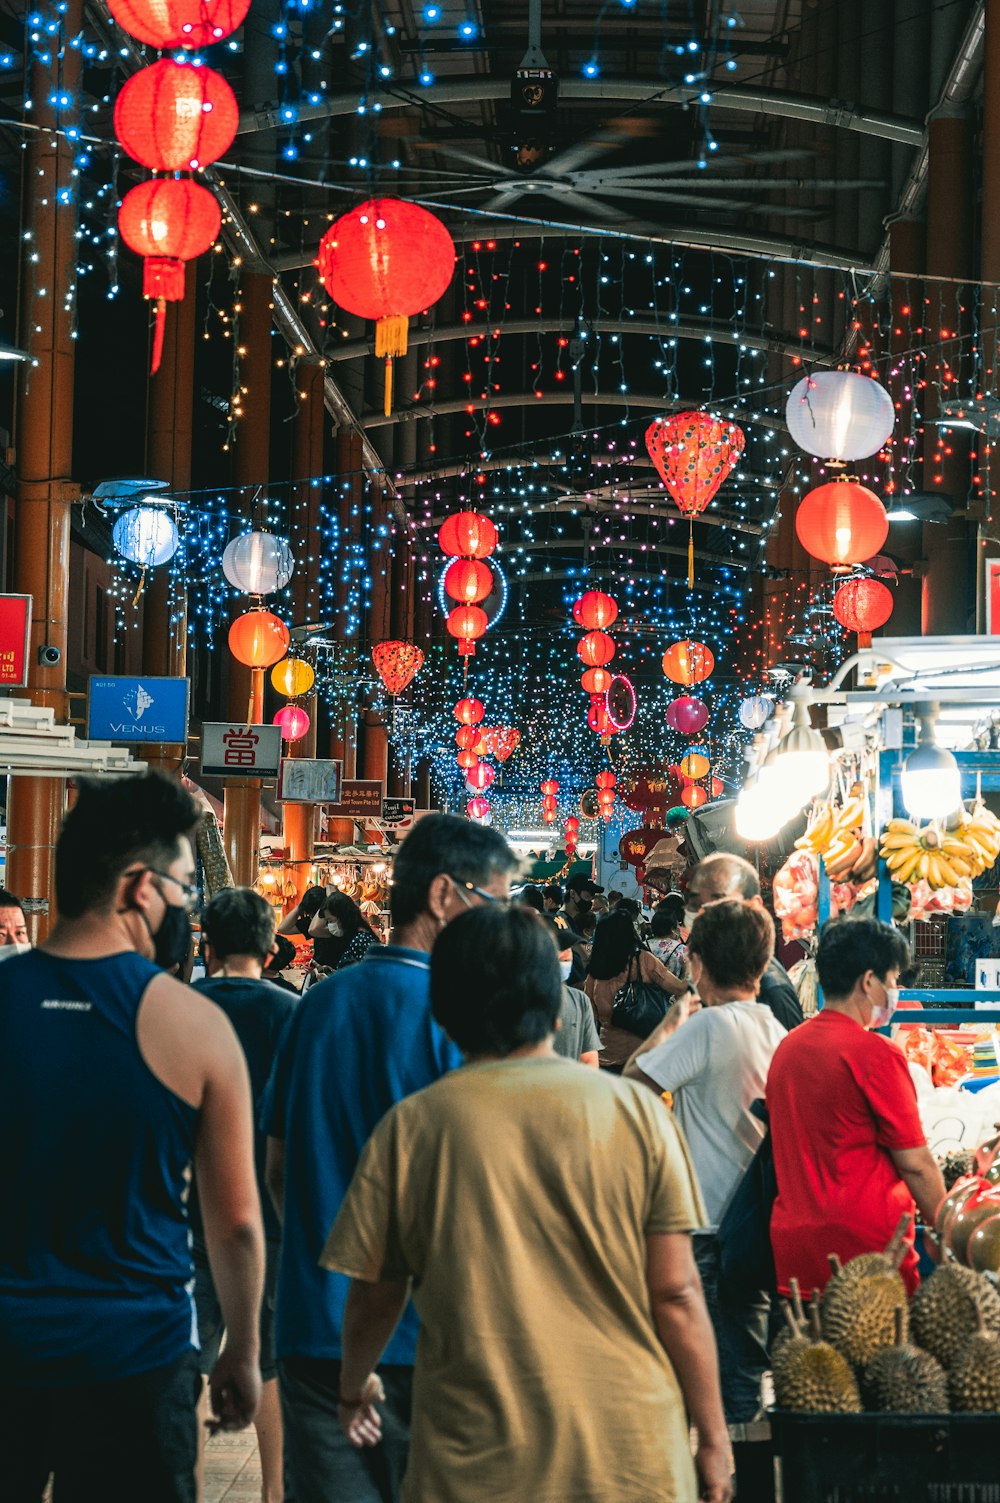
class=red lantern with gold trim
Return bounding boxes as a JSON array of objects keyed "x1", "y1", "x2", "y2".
[
  {"x1": 317, "y1": 198, "x2": 456, "y2": 415},
  {"x1": 114, "y1": 60, "x2": 238, "y2": 172},
  {"x1": 541, "y1": 779, "x2": 559, "y2": 796},
  {"x1": 371, "y1": 640, "x2": 424, "y2": 697},
  {"x1": 118, "y1": 177, "x2": 221, "y2": 374},
  {"x1": 646, "y1": 411, "x2": 745, "y2": 587},
  {"x1": 573, "y1": 590, "x2": 619, "y2": 630},
  {"x1": 446, "y1": 605, "x2": 488, "y2": 650}
]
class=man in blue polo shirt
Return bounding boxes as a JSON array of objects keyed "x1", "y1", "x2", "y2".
[{"x1": 261, "y1": 814, "x2": 517, "y2": 1503}]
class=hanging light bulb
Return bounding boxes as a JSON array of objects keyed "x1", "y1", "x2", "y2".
[
  {"x1": 771, "y1": 684, "x2": 830, "y2": 805},
  {"x1": 901, "y1": 706, "x2": 962, "y2": 820},
  {"x1": 735, "y1": 761, "x2": 788, "y2": 842}
]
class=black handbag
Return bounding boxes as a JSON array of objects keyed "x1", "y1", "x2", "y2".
[
  {"x1": 609, "y1": 955, "x2": 670, "y2": 1038},
  {"x1": 717, "y1": 1100, "x2": 777, "y2": 1299}
]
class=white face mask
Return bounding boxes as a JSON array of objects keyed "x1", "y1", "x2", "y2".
[
  {"x1": 559, "y1": 959, "x2": 573, "y2": 981},
  {"x1": 326, "y1": 921, "x2": 344, "y2": 938},
  {"x1": 684, "y1": 907, "x2": 699, "y2": 932},
  {"x1": 0, "y1": 940, "x2": 29, "y2": 955},
  {"x1": 869, "y1": 983, "x2": 899, "y2": 1030}
]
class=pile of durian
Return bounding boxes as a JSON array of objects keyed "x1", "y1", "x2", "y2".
[{"x1": 773, "y1": 1217, "x2": 1000, "y2": 1415}]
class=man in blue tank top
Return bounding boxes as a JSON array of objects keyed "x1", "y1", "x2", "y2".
[
  {"x1": 0, "y1": 773, "x2": 266, "y2": 1503},
  {"x1": 261, "y1": 813, "x2": 517, "y2": 1503}
]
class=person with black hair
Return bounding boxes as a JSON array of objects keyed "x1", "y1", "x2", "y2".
[
  {"x1": 516, "y1": 884, "x2": 545, "y2": 913},
  {"x1": 531, "y1": 911, "x2": 601, "y2": 1065},
  {"x1": 542, "y1": 882, "x2": 562, "y2": 914},
  {"x1": 767, "y1": 916, "x2": 946, "y2": 1302},
  {"x1": 0, "y1": 886, "x2": 29, "y2": 960},
  {"x1": 584, "y1": 908, "x2": 687, "y2": 1070},
  {"x1": 0, "y1": 772, "x2": 265, "y2": 1501},
  {"x1": 277, "y1": 883, "x2": 332, "y2": 959},
  {"x1": 261, "y1": 812, "x2": 518, "y2": 1503},
  {"x1": 306, "y1": 890, "x2": 380, "y2": 977},
  {"x1": 322, "y1": 905, "x2": 733, "y2": 1503},
  {"x1": 263, "y1": 934, "x2": 302, "y2": 994},
  {"x1": 194, "y1": 888, "x2": 298, "y2": 1503},
  {"x1": 648, "y1": 895, "x2": 689, "y2": 978}
]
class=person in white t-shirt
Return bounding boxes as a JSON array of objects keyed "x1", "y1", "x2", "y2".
[{"x1": 624, "y1": 899, "x2": 785, "y2": 1499}]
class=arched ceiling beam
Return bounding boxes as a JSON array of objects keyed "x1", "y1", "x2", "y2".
[
  {"x1": 362, "y1": 390, "x2": 786, "y2": 431},
  {"x1": 238, "y1": 76, "x2": 923, "y2": 147},
  {"x1": 489, "y1": 535, "x2": 753, "y2": 571},
  {"x1": 413, "y1": 498, "x2": 765, "y2": 536},
  {"x1": 273, "y1": 215, "x2": 870, "y2": 274},
  {"x1": 395, "y1": 454, "x2": 788, "y2": 490},
  {"x1": 325, "y1": 317, "x2": 835, "y2": 368}
]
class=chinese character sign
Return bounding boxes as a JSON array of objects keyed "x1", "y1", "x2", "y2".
[
  {"x1": 0, "y1": 595, "x2": 31, "y2": 688},
  {"x1": 201, "y1": 723, "x2": 282, "y2": 778}
]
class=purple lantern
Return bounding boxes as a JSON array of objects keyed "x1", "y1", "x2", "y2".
[{"x1": 666, "y1": 695, "x2": 709, "y2": 735}]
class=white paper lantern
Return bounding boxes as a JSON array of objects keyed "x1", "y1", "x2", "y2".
[
  {"x1": 785, "y1": 371, "x2": 894, "y2": 461},
  {"x1": 739, "y1": 695, "x2": 772, "y2": 731},
  {"x1": 222, "y1": 532, "x2": 294, "y2": 595},
  {"x1": 113, "y1": 505, "x2": 179, "y2": 568}
]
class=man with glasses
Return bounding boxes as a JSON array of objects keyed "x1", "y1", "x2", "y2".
[
  {"x1": 686, "y1": 854, "x2": 803, "y2": 1032},
  {"x1": 262, "y1": 812, "x2": 518, "y2": 1503},
  {"x1": 0, "y1": 772, "x2": 265, "y2": 1502}
]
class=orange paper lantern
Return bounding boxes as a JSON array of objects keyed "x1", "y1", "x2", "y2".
[
  {"x1": 438, "y1": 511, "x2": 498, "y2": 559},
  {"x1": 228, "y1": 610, "x2": 290, "y2": 668},
  {"x1": 662, "y1": 640, "x2": 714, "y2": 686},
  {"x1": 317, "y1": 198, "x2": 456, "y2": 415},
  {"x1": 572, "y1": 590, "x2": 619, "y2": 630},
  {"x1": 680, "y1": 752, "x2": 711, "y2": 779},
  {"x1": 371, "y1": 640, "x2": 424, "y2": 696},
  {"x1": 581, "y1": 667, "x2": 613, "y2": 695},
  {"x1": 795, "y1": 480, "x2": 889, "y2": 566},
  {"x1": 577, "y1": 631, "x2": 615, "y2": 667},
  {"x1": 114, "y1": 60, "x2": 238, "y2": 171},
  {"x1": 682, "y1": 784, "x2": 709, "y2": 809},
  {"x1": 444, "y1": 558, "x2": 493, "y2": 605},
  {"x1": 646, "y1": 412, "x2": 745, "y2": 587}
]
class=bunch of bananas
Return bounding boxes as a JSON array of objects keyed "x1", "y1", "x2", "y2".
[
  {"x1": 879, "y1": 807, "x2": 1000, "y2": 889},
  {"x1": 795, "y1": 795, "x2": 878, "y2": 882}
]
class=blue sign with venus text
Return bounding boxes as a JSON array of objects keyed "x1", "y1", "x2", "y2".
[{"x1": 87, "y1": 676, "x2": 190, "y2": 744}]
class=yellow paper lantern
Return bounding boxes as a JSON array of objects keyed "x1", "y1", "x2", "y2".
[
  {"x1": 271, "y1": 657, "x2": 315, "y2": 697},
  {"x1": 680, "y1": 752, "x2": 711, "y2": 779}
]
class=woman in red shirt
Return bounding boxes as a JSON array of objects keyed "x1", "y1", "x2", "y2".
[{"x1": 767, "y1": 917, "x2": 946, "y2": 1297}]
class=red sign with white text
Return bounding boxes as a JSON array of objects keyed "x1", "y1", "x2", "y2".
[
  {"x1": 0, "y1": 595, "x2": 31, "y2": 687},
  {"x1": 987, "y1": 560, "x2": 1000, "y2": 634}
]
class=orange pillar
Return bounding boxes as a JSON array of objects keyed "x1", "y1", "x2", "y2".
[
  {"x1": 223, "y1": 271, "x2": 273, "y2": 885},
  {"x1": 6, "y1": 1, "x2": 83, "y2": 938},
  {"x1": 978, "y1": 0, "x2": 1000, "y2": 612},
  {"x1": 142, "y1": 261, "x2": 195, "y2": 776},
  {"x1": 282, "y1": 360, "x2": 324, "y2": 907},
  {"x1": 328, "y1": 431, "x2": 362, "y2": 844}
]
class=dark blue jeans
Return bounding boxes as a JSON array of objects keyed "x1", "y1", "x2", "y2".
[
  {"x1": 278, "y1": 1356, "x2": 412, "y2": 1503},
  {"x1": 694, "y1": 1232, "x2": 771, "y2": 1427}
]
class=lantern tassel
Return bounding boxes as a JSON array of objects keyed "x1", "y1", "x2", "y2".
[
  {"x1": 150, "y1": 296, "x2": 167, "y2": 376},
  {"x1": 132, "y1": 567, "x2": 147, "y2": 607},
  {"x1": 687, "y1": 518, "x2": 695, "y2": 590},
  {"x1": 375, "y1": 314, "x2": 409, "y2": 417}
]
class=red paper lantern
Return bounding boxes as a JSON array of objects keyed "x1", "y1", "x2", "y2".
[
  {"x1": 438, "y1": 511, "x2": 498, "y2": 559},
  {"x1": 541, "y1": 779, "x2": 560, "y2": 796},
  {"x1": 456, "y1": 750, "x2": 478, "y2": 770},
  {"x1": 543, "y1": 809, "x2": 557, "y2": 823},
  {"x1": 317, "y1": 198, "x2": 456, "y2": 414},
  {"x1": 491, "y1": 727, "x2": 521, "y2": 762},
  {"x1": 471, "y1": 732, "x2": 489, "y2": 757},
  {"x1": 682, "y1": 784, "x2": 709, "y2": 809},
  {"x1": 598, "y1": 791, "x2": 616, "y2": 809},
  {"x1": 273, "y1": 704, "x2": 310, "y2": 742},
  {"x1": 711, "y1": 777, "x2": 725, "y2": 798},
  {"x1": 446, "y1": 606, "x2": 488, "y2": 642},
  {"x1": 596, "y1": 770, "x2": 617, "y2": 789},
  {"x1": 114, "y1": 61, "x2": 238, "y2": 172},
  {"x1": 572, "y1": 590, "x2": 619, "y2": 630},
  {"x1": 108, "y1": 0, "x2": 250, "y2": 47},
  {"x1": 795, "y1": 480, "x2": 889, "y2": 566},
  {"x1": 832, "y1": 577, "x2": 894, "y2": 644},
  {"x1": 467, "y1": 762, "x2": 495, "y2": 791},
  {"x1": 228, "y1": 610, "x2": 290, "y2": 668},
  {"x1": 588, "y1": 698, "x2": 616, "y2": 736},
  {"x1": 662, "y1": 640, "x2": 714, "y2": 686},
  {"x1": 455, "y1": 726, "x2": 476, "y2": 750},
  {"x1": 646, "y1": 412, "x2": 745, "y2": 587},
  {"x1": 541, "y1": 795, "x2": 559, "y2": 813},
  {"x1": 455, "y1": 697, "x2": 485, "y2": 725},
  {"x1": 444, "y1": 558, "x2": 493, "y2": 605},
  {"x1": 581, "y1": 667, "x2": 613, "y2": 695},
  {"x1": 118, "y1": 178, "x2": 221, "y2": 373},
  {"x1": 371, "y1": 640, "x2": 424, "y2": 696},
  {"x1": 467, "y1": 797, "x2": 490, "y2": 820},
  {"x1": 577, "y1": 631, "x2": 615, "y2": 667},
  {"x1": 666, "y1": 696, "x2": 710, "y2": 735},
  {"x1": 564, "y1": 816, "x2": 580, "y2": 833}
]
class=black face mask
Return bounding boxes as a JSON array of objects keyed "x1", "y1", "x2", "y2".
[
  {"x1": 151, "y1": 902, "x2": 193, "y2": 972},
  {"x1": 575, "y1": 895, "x2": 593, "y2": 913}
]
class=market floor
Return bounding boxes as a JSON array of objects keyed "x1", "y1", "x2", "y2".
[{"x1": 203, "y1": 1428, "x2": 264, "y2": 1503}]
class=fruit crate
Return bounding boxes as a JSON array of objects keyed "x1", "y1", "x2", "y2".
[{"x1": 771, "y1": 1411, "x2": 1000, "y2": 1501}]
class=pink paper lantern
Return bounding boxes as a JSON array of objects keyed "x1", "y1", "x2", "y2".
[
  {"x1": 273, "y1": 704, "x2": 310, "y2": 742},
  {"x1": 666, "y1": 696, "x2": 709, "y2": 735},
  {"x1": 467, "y1": 797, "x2": 490, "y2": 820}
]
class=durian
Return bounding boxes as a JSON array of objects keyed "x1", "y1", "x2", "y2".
[
  {"x1": 949, "y1": 1316, "x2": 1000, "y2": 1411},
  {"x1": 772, "y1": 1301, "x2": 862, "y2": 1414},
  {"x1": 861, "y1": 1306, "x2": 949, "y2": 1413},
  {"x1": 911, "y1": 1264, "x2": 1000, "y2": 1370},
  {"x1": 821, "y1": 1222, "x2": 910, "y2": 1367}
]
